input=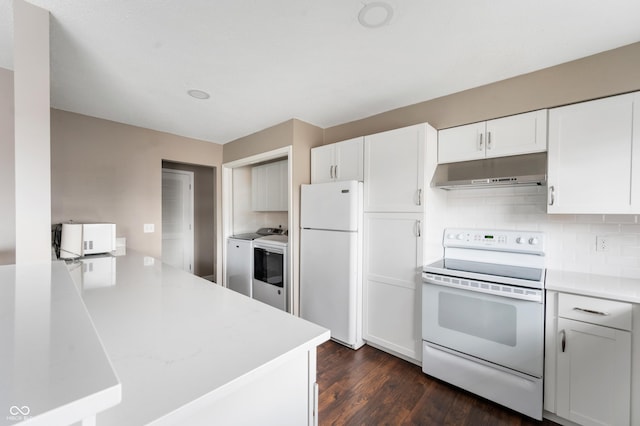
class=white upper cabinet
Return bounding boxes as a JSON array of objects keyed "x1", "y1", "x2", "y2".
[
  {"x1": 251, "y1": 159, "x2": 288, "y2": 211},
  {"x1": 438, "y1": 121, "x2": 486, "y2": 163},
  {"x1": 364, "y1": 123, "x2": 426, "y2": 213},
  {"x1": 548, "y1": 92, "x2": 638, "y2": 214},
  {"x1": 311, "y1": 137, "x2": 363, "y2": 184},
  {"x1": 438, "y1": 109, "x2": 547, "y2": 164}
]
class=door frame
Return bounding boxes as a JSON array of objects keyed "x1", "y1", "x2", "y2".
[
  {"x1": 162, "y1": 168, "x2": 195, "y2": 273},
  {"x1": 221, "y1": 146, "x2": 293, "y2": 310}
]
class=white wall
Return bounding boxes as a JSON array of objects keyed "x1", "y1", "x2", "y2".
[
  {"x1": 426, "y1": 186, "x2": 640, "y2": 278},
  {"x1": 13, "y1": 0, "x2": 51, "y2": 264},
  {"x1": 0, "y1": 68, "x2": 15, "y2": 265}
]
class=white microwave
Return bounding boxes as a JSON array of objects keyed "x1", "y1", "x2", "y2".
[{"x1": 58, "y1": 223, "x2": 116, "y2": 259}]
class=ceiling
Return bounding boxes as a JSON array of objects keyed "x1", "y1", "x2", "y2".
[{"x1": 1, "y1": 1, "x2": 639, "y2": 144}]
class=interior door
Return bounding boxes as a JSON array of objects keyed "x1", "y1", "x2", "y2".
[{"x1": 162, "y1": 169, "x2": 194, "y2": 273}]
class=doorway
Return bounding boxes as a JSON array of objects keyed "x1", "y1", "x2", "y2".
[
  {"x1": 162, "y1": 161, "x2": 217, "y2": 281},
  {"x1": 222, "y1": 146, "x2": 294, "y2": 311}
]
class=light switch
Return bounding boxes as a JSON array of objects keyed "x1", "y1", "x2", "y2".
[{"x1": 143, "y1": 223, "x2": 155, "y2": 233}]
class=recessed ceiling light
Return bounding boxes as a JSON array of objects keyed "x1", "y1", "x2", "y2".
[
  {"x1": 358, "y1": 2, "x2": 394, "y2": 29},
  {"x1": 187, "y1": 89, "x2": 210, "y2": 100}
]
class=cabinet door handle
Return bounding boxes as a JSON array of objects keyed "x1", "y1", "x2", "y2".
[
  {"x1": 330, "y1": 165, "x2": 335, "y2": 179},
  {"x1": 335, "y1": 165, "x2": 338, "y2": 179},
  {"x1": 560, "y1": 329, "x2": 566, "y2": 353},
  {"x1": 487, "y1": 131, "x2": 492, "y2": 149},
  {"x1": 416, "y1": 220, "x2": 422, "y2": 237},
  {"x1": 478, "y1": 133, "x2": 484, "y2": 151},
  {"x1": 573, "y1": 307, "x2": 610, "y2": 316},
  {"x1": 417, "y1": 188, "x2": 422, "y2": 206},
  {"x1": 548, "y1": 186, "x2": 555, "y2": 206}
]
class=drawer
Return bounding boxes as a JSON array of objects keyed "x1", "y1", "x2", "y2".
[{"x1": 558, "y1": 293, "x2": 632, "y2": 331}]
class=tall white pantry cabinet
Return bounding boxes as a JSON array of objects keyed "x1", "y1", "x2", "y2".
[{"x1": 363, "y1": 123, "x2": 433, "y2": 363}]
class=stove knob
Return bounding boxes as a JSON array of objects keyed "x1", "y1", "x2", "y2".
[
  {"x1": 516, "y1": 237, "x2": 525, "y2": 244},
  {"x1": 447, "y1": 233, "x2": 456, "y2": 239},
  {"x1": 457, "y1": 233, "x2": 465, "y2": 240},
  {"x1": 529, "y1": 237, "x2": 539, "y2": 245}
]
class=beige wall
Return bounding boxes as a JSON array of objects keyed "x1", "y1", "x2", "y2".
[
  {"x1": 223, "y1": 120, "x2": 295, "y2": 164},
  {"x1": 0, "y1": 68, "x2": 15, "y2": 265},
  {"x1": 51, "y1": 110, "x2": 223, "y2": 271},
  {"x1": 324, "y1": 41, "x2": 640, "y2": 143}
]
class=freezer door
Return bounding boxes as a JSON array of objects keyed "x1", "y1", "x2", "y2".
[
  {"x1": 300, "y1": 228, "x2": 358, "y2": 345},
  {"x1": 301, "y1": 181, "x2": 360, "y2": 231}
]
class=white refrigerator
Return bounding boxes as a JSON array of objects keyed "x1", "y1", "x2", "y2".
[{"x1": 300, "y1": 180, "x2": 364, "y2": 349}]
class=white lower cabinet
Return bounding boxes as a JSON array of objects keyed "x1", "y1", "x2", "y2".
[
  {"x1": 554, "y1": 293, "x2": 632, "y2": 426},
  {"x1": 363, "y1": 212, "x2": 422, "y2": 362}
]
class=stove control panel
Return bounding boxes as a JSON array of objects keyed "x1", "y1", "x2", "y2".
[{"x1": 444, "y1": 228, "x2": 545, "y2": 254}]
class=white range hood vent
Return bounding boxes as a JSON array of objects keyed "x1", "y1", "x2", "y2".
[{"x1": 433, "y1": 153, "x2": 547, "y2": 190}]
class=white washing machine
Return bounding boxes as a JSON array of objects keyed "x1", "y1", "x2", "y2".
[
  {"x1": 252, "y1": 235, "x2": 288, "y2": 311},
  {"x1": 226, "y1": 228, "x2": 282, "y2": 297}
]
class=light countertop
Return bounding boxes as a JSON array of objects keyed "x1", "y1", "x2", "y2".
[
  {"x1": 545, "y1": 269, "x2": 640, "y2": 304},
  {"x1": 67, "y1": 251, "x2": 329, "y2": 425},
  {"x1": 0, "y1": 261, "x2": 121, "y2": 425}
]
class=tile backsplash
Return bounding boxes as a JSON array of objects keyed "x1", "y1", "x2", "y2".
[{"x1": 435, "y1": 186, "x2": 640, "y2": 278}]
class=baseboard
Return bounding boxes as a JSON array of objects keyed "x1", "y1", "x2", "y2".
[{"x1": 543, "y1": 411, "x2": 580, "y2": 426}]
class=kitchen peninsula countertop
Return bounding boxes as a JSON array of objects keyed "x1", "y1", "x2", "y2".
[
  {"x1": 0, "y1": 261, "x2": 121, "y2": 425},
  {"x1": 67, "y1": 250, "x2": 329, "y2": 425},
  {"x1": 545, "y1": 269, "x2": 640, "y2": 303}
]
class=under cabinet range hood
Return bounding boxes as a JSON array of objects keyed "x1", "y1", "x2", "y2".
[{"x1": 433, "y1": 153, "x2": 547, "y2": 190}]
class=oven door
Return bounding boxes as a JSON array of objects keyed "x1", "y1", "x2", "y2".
[
  {"x1": 253, "y1": 247, "x2": 283, "y2": 288},
  {"x1": 422, "y1": 278, "x2": 544, "y2": 378}
]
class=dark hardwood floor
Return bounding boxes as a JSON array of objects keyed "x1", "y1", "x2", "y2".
[{"x1": 317, "y1": 340, "x2": 558, "y2": 426}]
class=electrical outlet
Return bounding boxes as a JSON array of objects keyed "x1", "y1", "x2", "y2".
[
  {"x1": 143, "y1": 223, "x2": 155, "y2": 233},
  {"x1": 596, "y1": 236, "x2": 609, "y2": 252}
]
